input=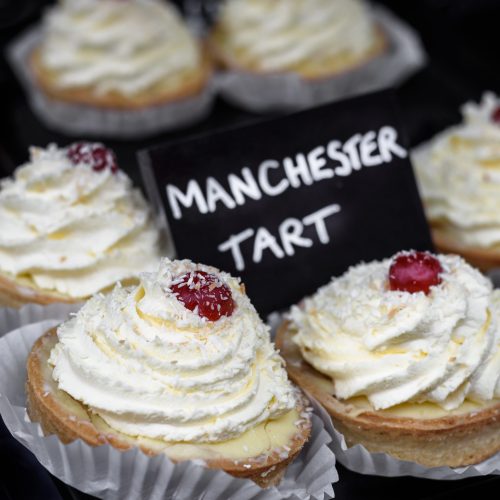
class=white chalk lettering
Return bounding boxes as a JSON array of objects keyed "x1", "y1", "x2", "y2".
[
  {"x1": 217, "y1": 203, "x2": 341, "y2": 270},
  {"x1": 253, "y1": 227, "x2": 285, "y2": 263},
  {"x1": 283, "y1": 153, "x2": 313, "y2": 188},
  {"x1": 166, "y1": 180, "x2": 207, "y2": 220},
  {"x1": 303, "y1": 204, "x2": 341, "y2": 244},
  {"x1": 228, "y1": 167, "x2": 262, "y2": 205},
  {"x1": 308, "y1": 146, "x2": 334, "y2": 181},
  {"x1": 167, "y1": 126, "x2": 406, "y2": 218},
  {"x1": 279, "y1": 218, "x2": 314, "y2": 256},
  {"x1": 343, "y1": 133, "x2": 362, "y2": 170},
  {"x1": 327, "y1": 140, "x2": 351, "y2": 176},
  {"x1": 206, "y1": 177, "x2": 237, "y2": 212},
  {"x1": 258, "y1": 159, "x2": 289, "y2": 196},
  {"x1": 378, "y1": 126, "x2": 407, "y2": 162},
  {"x1": 360, "y1": 131, "x2": 382, "y2": 167},
  {"x1": 217, "y1": 228, "x2": 255, "y2": 271}
]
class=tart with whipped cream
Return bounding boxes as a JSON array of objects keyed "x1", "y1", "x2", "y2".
[
  {"x1": 210, "y1": 0, "x2": 386, "y2": 80},
  {"x1": 0, "y1": 143, "x2": 161, "y2": 307},
  {"x1": 26, "y1": 259, "x2": 311, "y2": 487},
  {"x1": 31, "y1": 0, "x2": 211, "y2": 109},
  {"x1": 413, "y1": 92, "x2": 500, "y2": 270},
  {"x1": 277, "y1": 251, "x2": 500, "y2": 467}
]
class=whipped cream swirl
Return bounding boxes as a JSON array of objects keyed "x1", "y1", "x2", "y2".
[
  {"x1": 49, "y1": 259, "x2": 296, "y2": 442},
  {"x1": 216, "y1": 0, "x2": 378, "y2": 72},
  {"x1": 291, "y1": 254, "x2": 500, "y2": 410},
  {"x1": 0, "y1": 144, "x2": 160, "y2": 298},
  {"x1": 413, "y1": 92, "x2": 500, "y2": 248},
  {"x1": 39, "y1": 0, "x2": 202, "y2": 96}
]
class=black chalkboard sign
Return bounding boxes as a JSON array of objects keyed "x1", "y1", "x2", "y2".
[{"x1": 139, "y1": 91, "x2": 432, "y2": 315}]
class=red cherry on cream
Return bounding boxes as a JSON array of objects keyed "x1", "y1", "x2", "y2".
[
  {"x1": 389, "y1": 251, "x2": 443, "y2": 294},
  {"x1": 171, "y1": 271, "x2": 235, "y2": 321},
  {"x1": 491, "y1": 106, "x2": 500, "y2": 124},
  {"x1": 67, "y1": 142, "x2": 118, "y2": 173}
]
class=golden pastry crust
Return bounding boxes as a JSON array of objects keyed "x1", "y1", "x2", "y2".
[
  {"x1": 30, "y1": 47, "x2": 212, "y2": 110},
  {"x1": 276, "y1": 320, "x2": 500, "y2": 468},
  {"x1": 432, "y1": 228, "x2": 500, "y2": 272},
  {"x1": 209, "y1": 25, "x2": 387, "y2": 81},
  {"x1": 0, "y1": 271, "x2": 78, "y2": 308},
  {"x1": 26, "y1": 328, "x2": 312, "y2": 488}
]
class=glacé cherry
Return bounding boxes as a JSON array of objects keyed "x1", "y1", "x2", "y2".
[
  {"x1": 389, "y1": 251, "x2": 443, "y2": 294},
  {"x1": 67, "y1": 142, "x2": 118, "y2": 173},
  {"x1": 171, "y1": 271, "x2": 235, "y2": 321}
]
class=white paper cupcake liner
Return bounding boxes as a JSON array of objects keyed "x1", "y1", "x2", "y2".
[
  {"x1": 214, "y1": 5, "x2": 426, "y2": 112},
  {"x1": 267, "y1": 312, "x2": 500, "y2": 480},
  {"x1": 7, "y1": 27, "x2": 215, "y2": 139},
  {"x1": 0, "y1": 321, "x2": 338, "y2": 500},
  {"x1": 327, "y1": 401, "x2": 500, "y2": 480},
  {"x1": 0, "y1": 302, "x2": 82, "y2": 338}
]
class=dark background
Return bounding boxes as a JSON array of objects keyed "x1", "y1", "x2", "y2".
[{"x1": 1, "y1": 0, "x2": 500, "y2": 498}]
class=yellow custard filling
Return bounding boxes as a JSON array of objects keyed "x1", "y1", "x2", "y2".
[
  {"x1": 89, "y1": 408, "x2": 301, "y2": 461},
  {"x1": 156, "y1": 408, "x2": 300, "y2": 461},
  {"x1": 344, "y1": 396, "x2": 499, "y2": 419}
]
